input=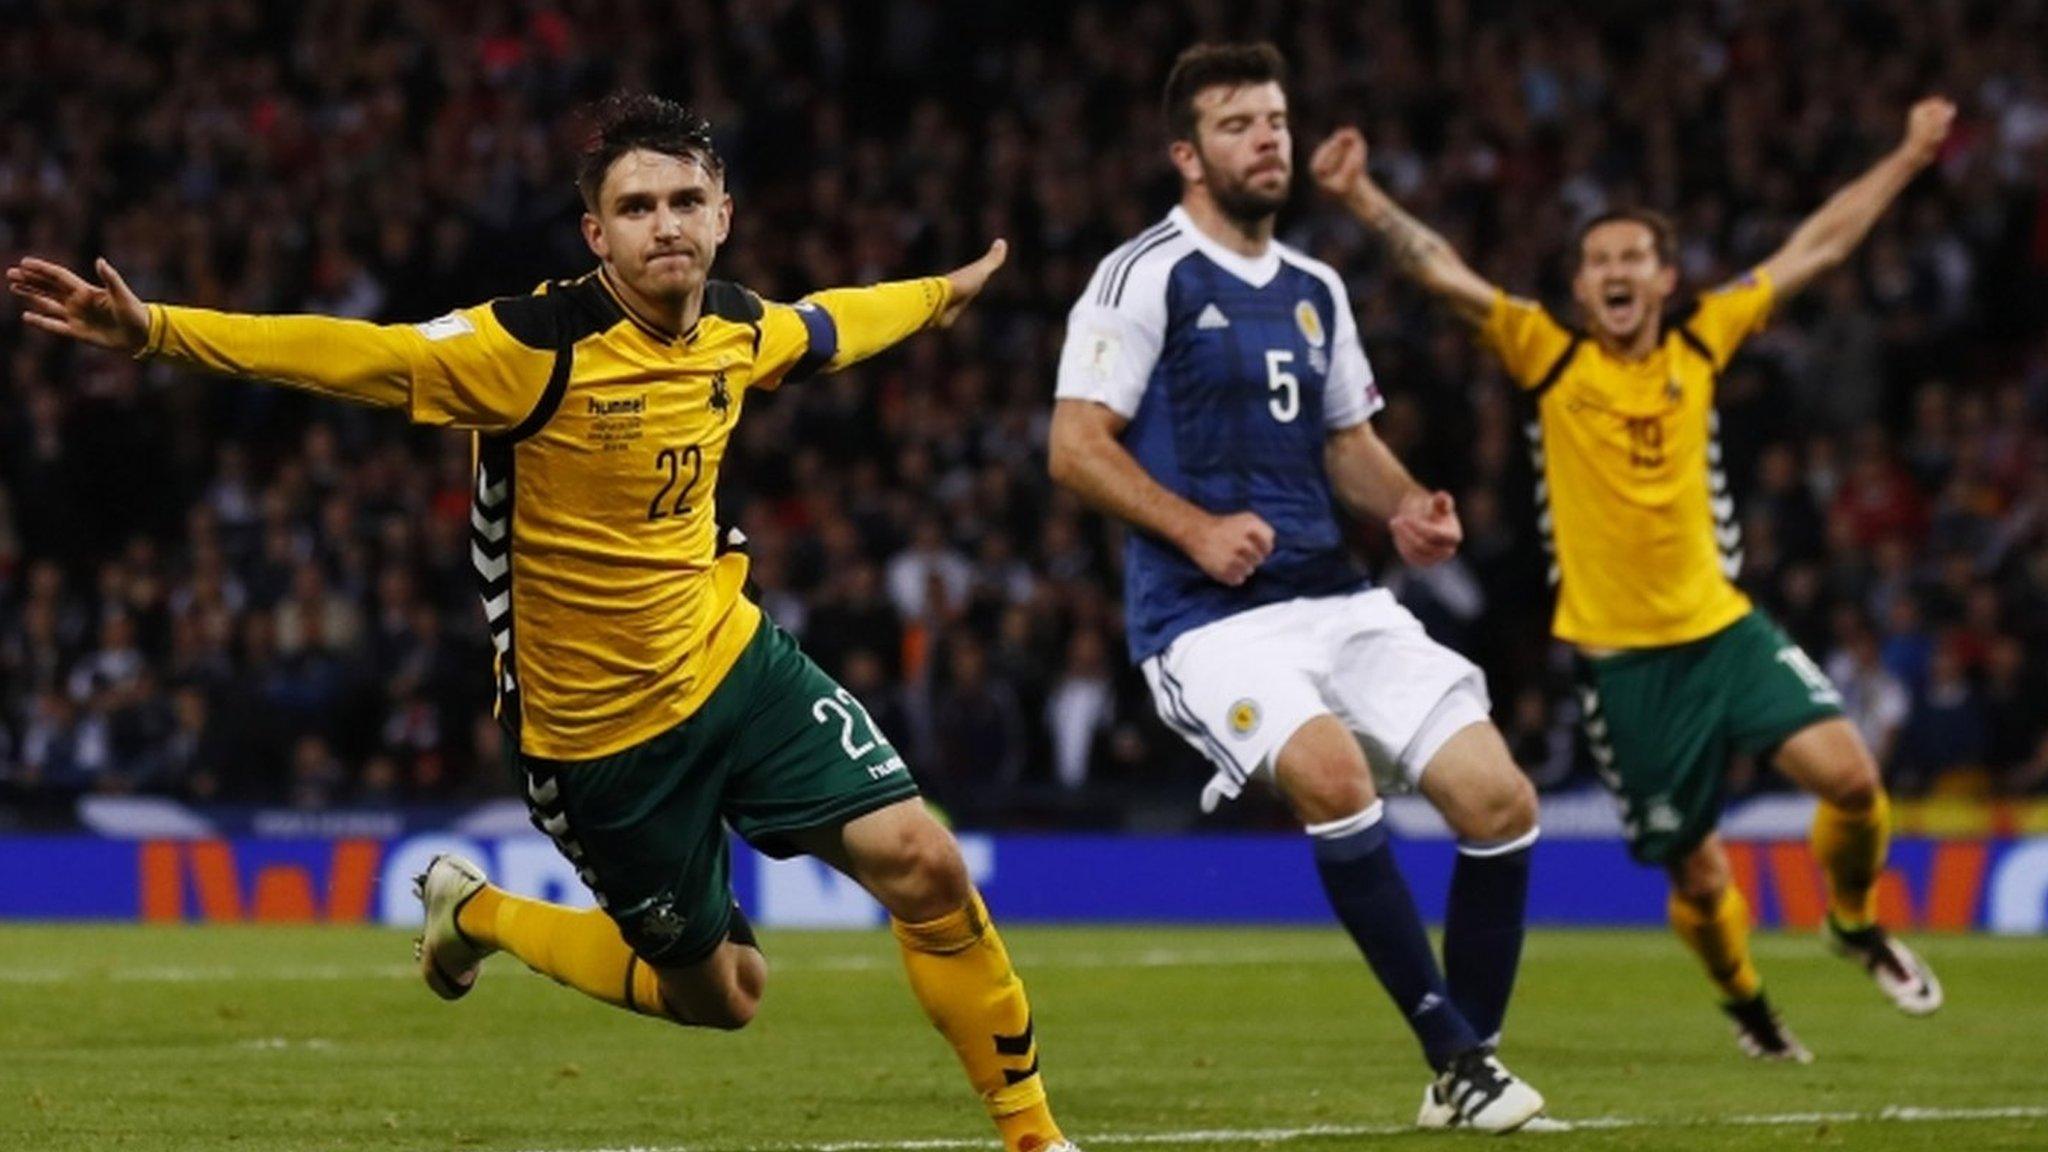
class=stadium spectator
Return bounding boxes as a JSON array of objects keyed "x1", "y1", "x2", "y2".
[
  {"x1": 1044, "y1": 627, "x2": 1114, "y2": 791},
  {"x1": 0, "y1": 0, "x2": 2044, "y2": 822},
  {"x1": 1826, "y1": 617, "x2": 1913, "y2": 773}
]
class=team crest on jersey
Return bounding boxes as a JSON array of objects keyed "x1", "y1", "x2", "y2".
[
  {"x1": 1227, "y1": 698, "x2": 1262, "y2": 737},
  {"x1": 1294, "y1": 300, "x2": 1326, "y2": 348},
  {"x1": 708, "y1": 368, "x2": 732, "y2": 417},
  {"x1": 638, "y1": 901, "x2": 687, "y2": 946}
]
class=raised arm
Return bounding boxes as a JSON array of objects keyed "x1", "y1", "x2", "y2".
[
  {"x1": 1758, "y1": 97, "x2": 1954, "y2": 299},
  {"x1": 1309, "y1": 128, "x2": 1500, "y2": 325}
]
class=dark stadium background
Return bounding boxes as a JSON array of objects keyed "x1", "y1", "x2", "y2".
[{"x1": 2, "y1": 0, "x2": 2044, "y2": 833}]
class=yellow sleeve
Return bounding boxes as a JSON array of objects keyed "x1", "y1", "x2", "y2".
[
  {"x1": 144, "y1": 302, "x2": 556, "y2": 432},
  {"x1": 752, "y1": 276, "x2": 951, "y2": 390},
  {"x1": 1476, "y1": 291, "x2": 1577, "y2": 390},
  {"x1": 1683, "y1": 268, "x2": 1776, "y2": 369}
]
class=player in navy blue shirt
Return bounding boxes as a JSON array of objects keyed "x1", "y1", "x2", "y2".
[{"x1": 1050, "y1": 43, "x2": 1549, "y2": 1132}]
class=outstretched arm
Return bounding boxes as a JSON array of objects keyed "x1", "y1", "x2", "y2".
[
  {"x1": 10, "y1": 255, "x2": 415, "y2": 406},
  {"x1": 1310, "y1": 128, "x2": 1500, "y2": 325},
  {"x1": 761, "y1": 240, "x2": 1006, "y2": 384},
  {"x1": 1325, "y1": 420, "x2": 1462, "y2": 567},
  {"x1": 1758, "y1": 97, "x2": 1954, "y2": 299},
  {"x1": 7, "y1": 256, "x2": 549, "y2": 428},
  {"x1": 10, "y1": 256, "x2": 153, "y2": 354}
]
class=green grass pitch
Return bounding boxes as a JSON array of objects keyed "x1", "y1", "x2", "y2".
[{"x1": 1, "y1": 925, "x2": 2042, "y2": 1150}]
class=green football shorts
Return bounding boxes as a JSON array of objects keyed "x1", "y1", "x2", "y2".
[
  {"x1": 513, "y1": 619, "x2": 920, "y2": 965},
  {"x1": 1575, "y1": 610, "x2": 1845, "y2": 865}
]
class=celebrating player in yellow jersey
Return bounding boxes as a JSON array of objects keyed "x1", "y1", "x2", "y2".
[
  {"x1": 9, "y1": 93, "x2": 1081, "y2": 1152},
  {"x1": 1308, "y1": 97, "x2": 1955, "y2": 1062}
]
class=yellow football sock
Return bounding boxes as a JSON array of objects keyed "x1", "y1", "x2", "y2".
[
  {"x1": 893, "y1": 891, "x2": 1065, "y2": 1152},
  {"x1": 1669, "y1": 885, "x2": 1763, "y2": 1002},
  {"x1": 458, "y1": 886, "x2": 673, "y2": 1021},
  {"x1": 1812, "y1": 790, "x2": 1890, "y2": 929}
]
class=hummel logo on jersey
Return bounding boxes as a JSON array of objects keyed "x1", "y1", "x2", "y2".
[{"x1": 1196, "y1": 303, "x2": 1230, "y2": 329}]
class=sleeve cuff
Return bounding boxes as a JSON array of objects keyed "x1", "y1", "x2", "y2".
[{"x1": 135, "y1": 303, "x2": 168, "y2": 360}]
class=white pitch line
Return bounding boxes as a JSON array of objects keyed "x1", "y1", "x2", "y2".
[
  {"x1": 0, "y1": 946, "x2": 1365, "y2": 985},
  {"x1": 511, "y1": 1104, "x2": 2048, "y2": 1152}
]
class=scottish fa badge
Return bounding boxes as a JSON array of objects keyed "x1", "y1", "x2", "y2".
[
  {"x1": 1228, "y1": 698, "x2": 1262, "y2": 738},
  {"x1": 1294, "y1": 300, "x2": 1326, "y2": 347}
]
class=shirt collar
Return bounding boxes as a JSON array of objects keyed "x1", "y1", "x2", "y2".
[{"x1": 1169, "y1": 205, "x2": 1282, "y2": 288}]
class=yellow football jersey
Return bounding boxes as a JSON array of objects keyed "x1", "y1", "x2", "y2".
[
  {"x1": 1477, "y1": 270, "x2": 1776, "y2": 649},
  {"x1": 145, "y1": 269, "x2": 948, "y2": 759}
]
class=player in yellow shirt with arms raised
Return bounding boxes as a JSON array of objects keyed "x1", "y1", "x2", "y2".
[
  {"x1": 10, "y1": 92, "x2": 1080, "y2": 1152},
  {"x1": 1308, "y1": 97, "x2": 1955, "y2": 1062}
]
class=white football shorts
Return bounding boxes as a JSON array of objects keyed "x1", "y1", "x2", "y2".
[{"x1": 1140, "y1": 588, "x2": 1492, "y2": 811}]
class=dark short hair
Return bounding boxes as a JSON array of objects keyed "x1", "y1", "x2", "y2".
[
  {"x1": 575, "y1": 92, "x2": 723, "y2": 212},
  {"x1": 1575, "y1": 208, "x2": 1679, "y2": 269},
  {"x1": 1162, "y1": 42, "x2": 1288, "y2": 143}
]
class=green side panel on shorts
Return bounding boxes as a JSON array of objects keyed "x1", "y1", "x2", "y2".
[
  {"x1": 1579, "y1": 610, "x2": 1843, "y2": 866},
  {"x1": 513, "y1": 620, "x2": 920, "y2": 965}
]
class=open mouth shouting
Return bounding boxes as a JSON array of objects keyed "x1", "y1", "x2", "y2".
[{"x1": 1598, "y1": 283, "x2": 1641, "y2": 332}]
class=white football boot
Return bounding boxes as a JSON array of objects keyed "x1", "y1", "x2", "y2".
[
  {"x1": 1416, "y1": 1049, "x2": 1546, "y2": 1132},
  {"x1": 1722, "y1": 993, "x2": 1816, "y2": 1063},
  {"x1": 412, "y1": 853, "x2": 496, "y2": 1000},
  {"x1": 1826, "y1": 917, "x2": 1943, "y2": 1016}
]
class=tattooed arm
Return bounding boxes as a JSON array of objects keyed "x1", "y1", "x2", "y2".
[{"x1": 1309, "y1": 128, "x2": 1500, "y2": 326}]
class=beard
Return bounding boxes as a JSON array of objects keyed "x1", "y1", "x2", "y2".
[{"x1": 1201, "y1": 157, "x2": 1290, "y2": 226}]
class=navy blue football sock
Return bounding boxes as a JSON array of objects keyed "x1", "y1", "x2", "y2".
[
  {"x1": 1311, "y1": 801, "x2": 1480, "y2": 1070},
  {"x1": 1443, "y1": 831, "x2": 1536, "y2": 1047}
]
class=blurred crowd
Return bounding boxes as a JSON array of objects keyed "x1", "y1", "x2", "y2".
[{"x1": 2, "y1": 0, "x2": 2045, "y2": 828}]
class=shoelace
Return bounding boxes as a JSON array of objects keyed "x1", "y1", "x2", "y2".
[
  {"x1": 1447, "y1": 1056, "x2": 1508, "y2": 1119},
  {"x1": 1844, "y1": 927, "x2": 1911, "y2": 984}
]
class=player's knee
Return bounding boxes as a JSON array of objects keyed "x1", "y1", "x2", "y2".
[
  {"x1": 1822, "y1": 762, "x2": 1881, "y2": 812},
  {"x1": 1281, "y1": 757, "x2": 1375, "y2": 825},
  {"x1": 1456, "y1": 769, "x2": 1538, "y2": 844},
  {"x1": 1669, "y1": 845, "x2": 1730, "y2": 906},
  {"x1": 870, "y1": 817, "x2": 972, "y2": 921},
  {"x1": 1495, "y1": 773, "x2": 1540, "y2": 841},
  {"x1": 718, "y1": 985, "x2": 763, "y2": 1030},
  {"x1": 694, "y1": 986, "x2": 761, "y2": 1031},
  {"x1": 1670, "y1": 870, "x2": 1727, "y2": 910},
  {"x1": 653, "y1": 970, "x2": 761, "y2": 1031}
]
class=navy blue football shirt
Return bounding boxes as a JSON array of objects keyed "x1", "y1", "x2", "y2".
[{"x1": 1056, "y1": 207, "x2": 1385, "y2": 662}]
